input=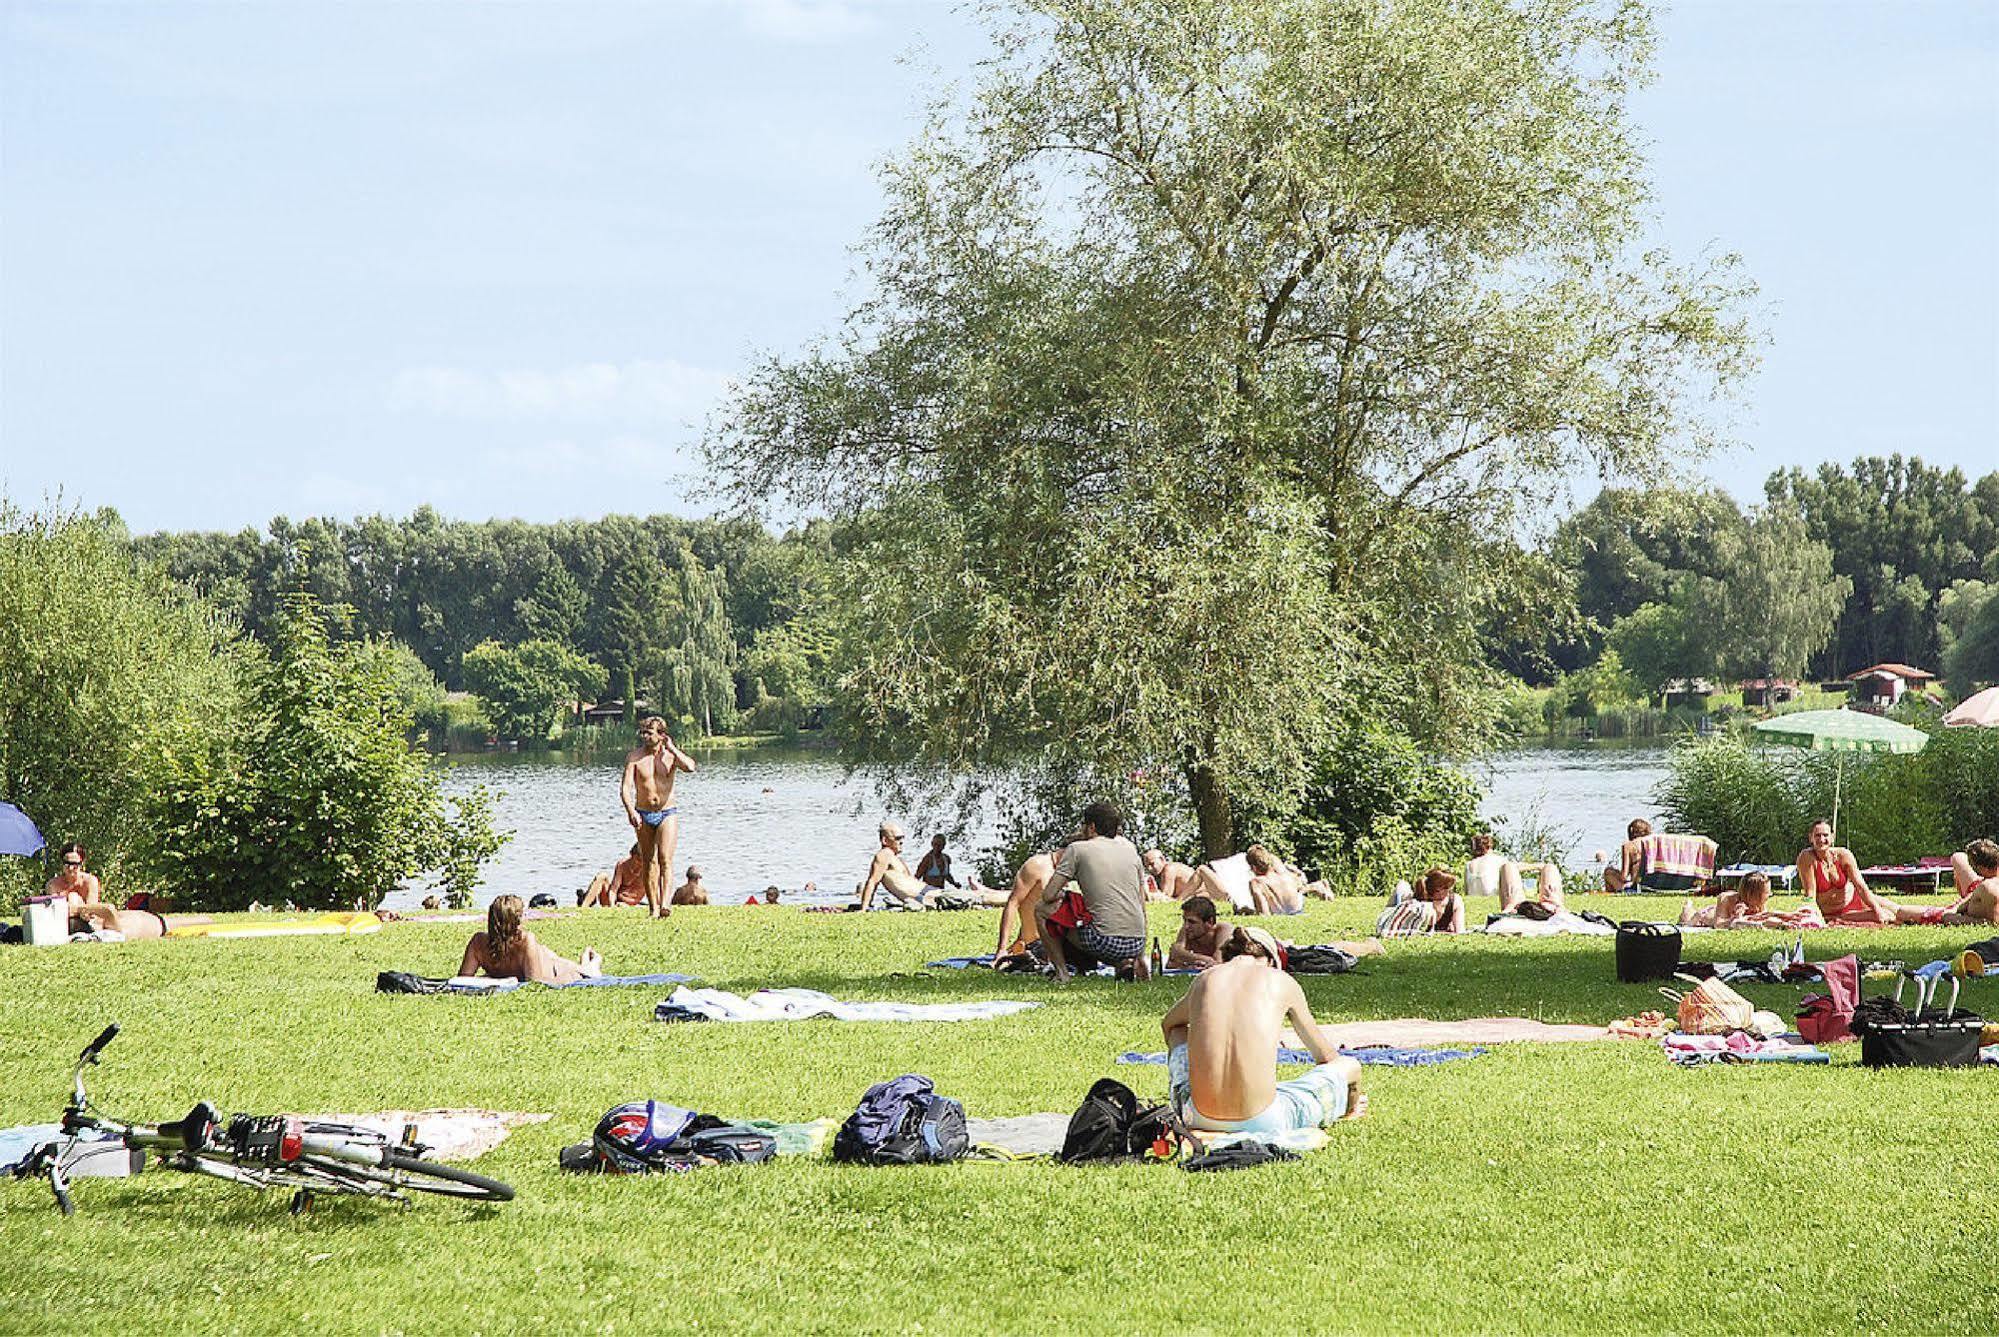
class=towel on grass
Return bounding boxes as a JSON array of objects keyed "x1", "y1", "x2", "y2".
[
  {"x1": 379, "y1": 971, "x2": 695, "y2": 995},
  {"x1": 298, "y1": 1110, "x2": 551, "y2": 1161},
  {"x1": 1288, "y1": 1017, "x2": 1611, "y2": 1046},
  {"x1": 1483, "y1": 911, "x2": 1619, "y2": 938},
  {"x1": 1659, "y1": 1033, "x2": 1828, "y2": 1066},
  {"x1": 1118, "y1": 1045, "x2": 1485, "y2": 1068},
  {"x1": 966, "y1": 1113, "x2": 1072, "y2": 1158},
  {"x1": 654, "y1": 986, "x2": 1038, "y2": 1024},
  {"x1": 925, "y1": 955, "x2": 1199, "y2": 977}
]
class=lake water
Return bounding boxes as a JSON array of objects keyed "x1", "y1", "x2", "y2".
[{"x1": 414, "y1": 741, "x2": 1675, "y2": 908}]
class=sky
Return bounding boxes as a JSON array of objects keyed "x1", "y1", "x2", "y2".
[{"x1": 2, "y1": 0, "x2": 1994, "y2": 536}]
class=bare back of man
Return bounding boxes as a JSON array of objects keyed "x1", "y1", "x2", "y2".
[
  {"x1": 621, "y1": 717, "x2": 696, "y2": 919},
  {"x1": 1163, "y1": 951, "x2": 1363, "y2": 1129},
  {"x1": 994, "y1": 852, "x2": 1054, "y2": 959},
  {"x1": 1143, "y1": 850, "x2": 1199, "y2": 902}
]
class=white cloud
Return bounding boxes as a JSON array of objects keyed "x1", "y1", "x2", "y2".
[{"x1": 389, "y1": 359, "x2": 735, "y2": 426}]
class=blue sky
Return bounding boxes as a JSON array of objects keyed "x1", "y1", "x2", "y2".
[{"x1": 2, "y1": 0, "x2": 1993, "y2": 535}]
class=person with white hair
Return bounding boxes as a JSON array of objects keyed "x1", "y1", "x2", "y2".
[{"x1": 857, "y1": 822, "x2": 933, "y2": 910}]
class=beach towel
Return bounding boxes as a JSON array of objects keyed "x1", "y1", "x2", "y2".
[
  {"x1": 1633, "y1": 834, "x2": 1718, "y2": 890},
  {"x1": 378, "y1": 971, "x2": 695, "y2": 995},
  {"x1": 1117, "y1": 1045, "x2": 1486, "y2": 1068},
  {"x1": 169, "y1": 912, "x2": 383, "y2": 940},
  {"x1": 1203, "y1": 854, "x2": 1257, "y2": 912},
  {"x1": 1483, "y1": 910, "x2": 1621, "y2": 937},
  {"x1": 1286, "y1": 1017, "x2": 1611, "y2": 1046},
  {"x1": 1659, "y1": 1034, "x2": 1828, "y2": 1066},
  {"x1": 966, "y1": 1113, "x2": 1073, "y2": 1159},
  {"x1": 654, "y1": 986, "x2": 1037, "y2": 1024}
]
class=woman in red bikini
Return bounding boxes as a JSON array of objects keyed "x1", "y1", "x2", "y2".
[{"x1": 1795, "y1": 819, "x2": 1898, "y2": 925}]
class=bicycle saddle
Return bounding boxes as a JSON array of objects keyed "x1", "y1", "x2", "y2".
[{"x1": 158, "y1": 1101, "x2": 220, "y2": 1151}]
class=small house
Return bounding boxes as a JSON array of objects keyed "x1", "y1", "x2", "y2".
[
  {"x1": 582, "y1": 698, "x2": 653, "y2": 725},
  {"x1": 1845, "y1": 663, "x2": 1935, "y2": 709},
  {"x1": 1662, "y1": 677, "x2": 1715, "y2": 709},
  {"x1": 1739, "y1": 678, "x2": 1800, "y2": 708}
]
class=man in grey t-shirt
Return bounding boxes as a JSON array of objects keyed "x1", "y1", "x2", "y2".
[{"x1": 1037, "y1": 800, "x2": 1151, "y2": 982}]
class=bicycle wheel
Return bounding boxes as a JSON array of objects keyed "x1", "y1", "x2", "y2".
[{"x1": 346, "y1": 1150, "x2": 514, "y2": 1202}]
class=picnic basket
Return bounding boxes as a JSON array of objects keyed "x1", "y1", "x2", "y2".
[{"x1": 1859, "y1": 973, "x2": 1983, "y2": 1069}]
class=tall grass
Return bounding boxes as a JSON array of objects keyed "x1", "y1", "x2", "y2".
[{"x1": 1659, "y1": 728, "x2": 1999, "y2": 865}]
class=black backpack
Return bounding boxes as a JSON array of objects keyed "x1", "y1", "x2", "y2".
[
  {"x1": 375, "y1": 971, "x2": 448, "y2": 995},
  {"x1": 1286, "y1": 944, "x2": 1360, "y2": 975},
  {"x1": 1059, "y1": 1078, "x2": 1182, "y2": 1163},
  {"x1": 831, "y1": 1075, "x2": 970, "y2": 1165}
]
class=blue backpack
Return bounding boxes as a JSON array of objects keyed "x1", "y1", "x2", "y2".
[
  {"x1": 587, "y1": 1100, "x2": 778, "y2": 1174},
  {"x1": 832, "y1": 1075, "x2": 969, "y2": 1165}
]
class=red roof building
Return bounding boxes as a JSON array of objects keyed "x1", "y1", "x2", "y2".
[{"x1": 1845, "y1": 663, "x2": 1935, "y2": 707}]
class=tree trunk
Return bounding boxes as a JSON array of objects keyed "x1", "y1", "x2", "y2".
[{"x1": 1187, "y1": 761, "x2": 1234, "y2": 862}]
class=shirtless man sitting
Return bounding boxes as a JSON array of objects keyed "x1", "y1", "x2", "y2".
[
  {"x1": 621, "y1": 716, "x2": 697, "y2": 920},
  {"x1": 1168, "y1": 895, "x2": 1231, "y2": 970},
  {"x1": 1243, "y1": 845, "x2": 1328, "y2": 914},
  {"x1": 672, "y1": 865, "x2": 711, "y2": 906},
  {"x1": 457, "y1": 894, "x2": 602, "y2": 985},
  {"x1": 1161, "y1": 925, "x2": 1365, "y2": 1133},
  {"x1": 859, "y1": 822, "x2": 932, "y2": 910},
  {"x1": 1143, "y1": 849, "x2": 1197, "y2": 902},
  {"x1": 580, "y1": 844, "x2": 647, "y2": 908},
  {"x1": 1892, "y1": 839, "x2": 1999, "y2": 926},
  {"x1": 1464, "y1": 832, "x2": 1565, "y2": 913}
]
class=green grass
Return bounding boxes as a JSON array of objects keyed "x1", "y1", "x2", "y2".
[{"x1": 4, "y1": 896, "x2": 1996, "y2": 1334}]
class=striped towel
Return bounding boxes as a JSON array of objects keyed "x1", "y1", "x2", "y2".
[{"x1": 1638, "y1": 834, "x2": 1718, "y2": 881}]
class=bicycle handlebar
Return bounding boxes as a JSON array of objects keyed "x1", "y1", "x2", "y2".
[{"x1": 81, "y1": 1024, "x2": 119, "y2": 1062}]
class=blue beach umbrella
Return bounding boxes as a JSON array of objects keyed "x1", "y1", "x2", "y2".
[{"x1": 0, "y1": 802, "x2": 46, "y2": 857}]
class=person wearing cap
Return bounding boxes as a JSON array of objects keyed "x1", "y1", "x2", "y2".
[{"x1": 1161, "y1": 925, "x2": 1365, "y2": 1133}]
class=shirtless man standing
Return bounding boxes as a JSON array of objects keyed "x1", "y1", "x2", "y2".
[
  {"x1": 621, "y1": 716, "x2": 696, "y2": 920},
  {"x1": 859, "y1": 822, "x2": 932, "y2": 910},
  {"x1": 1162, "y1": 926, "x2": 1365, "y2": 1133},
  {"x1": 1143, "y1": 849, "x2": 1199, "y2": 902}
]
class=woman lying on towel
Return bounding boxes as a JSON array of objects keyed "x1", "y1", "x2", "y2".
[
  {"x1": 458, "y1": 894, "x2": 603, "y2": 985},
  {"x1": 1678, "y1": 872, "x2": 1824, "y2": 930},
  {"x1": 1376, "y1": 868, "x2": 1465, "y2": 936},
  {"x1": 50, "y1": 844, "x2": 212, "y2": 940}
]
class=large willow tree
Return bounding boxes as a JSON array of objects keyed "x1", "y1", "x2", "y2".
[{"x1": 712, "y1": 0, "x2": 1757, "y2": 857}]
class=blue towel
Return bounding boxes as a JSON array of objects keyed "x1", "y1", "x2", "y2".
[{"x1": 1118, "y1": 1046, "x2": 1485, "y2": 1068}]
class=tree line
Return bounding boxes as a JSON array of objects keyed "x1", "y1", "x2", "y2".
[{"x1": 1500, "y1": 456, "x2": 1999, "y2": 700}]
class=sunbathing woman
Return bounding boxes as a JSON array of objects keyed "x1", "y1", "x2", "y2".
[
  {"x1": 49, "y1": 844, "x2": 211, "y2": 939},
  {"x1": 1796, "y1": 820, "x2": 1898, "y2": 925},
  {"x1": 1679, "y1": 872, "x2": 1824, "y2": 929},
  {"x1": 1377, "y1": 867, "x2": 1465, "y2": 935},
  {"x1": 457, "y1": 894, "x2": 603, "y2": 984}
]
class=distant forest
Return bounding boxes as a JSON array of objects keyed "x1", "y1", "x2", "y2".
[{"x1": 126, "y1": 453, "x2": 1999, "y2": 740}]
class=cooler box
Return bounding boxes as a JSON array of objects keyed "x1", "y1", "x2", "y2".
[{"x1": 23, "y1": 895, "x2": 68, "y2": 946}]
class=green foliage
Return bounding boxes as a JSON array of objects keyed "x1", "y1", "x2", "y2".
[
  {"x1": 149, "y1": 593, "x2": 509, "y2": 910},
  {"x1": 1275, "y1": 719, "x2": 1484, "y2": 894},
  {"x1": 0, "y1": 503, "x2": 243, "y2": 910},
  {"x1": 712, "y1": 0, "x2": 1755, "y2": 857},
  {"x1": 1767, "y1": 455, "x2": 1999, "y2": 674},
  {"x1": 651, "y1": 546, "x2": 737, "y2": 736},
  {"x1": 1606, "y1": 601, "x2": 1695, "y2": 699},
  {"x1": 1660, "y1": 726, "x2": 1999, "y2": 867},
  {"x1": 461, "y1": 639, "x2": 602, "y2": 745},
  {"x1": 1942, "y1": 581, "x2": 1999, "y2": 693},
  {"x1": 1699, "y1": 508, "x2": 1850, "y2": 680},
  {"x1": 1545, "y1": 649, "x2": 1641, "y2": 722},
  {"x1": 354, "y1": 638, "x2": 450, "y2": 740}
]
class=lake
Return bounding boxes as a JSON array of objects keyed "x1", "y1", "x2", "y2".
[{"x1": 415, "y1": 740, "x2": 1676, "y2": 908}]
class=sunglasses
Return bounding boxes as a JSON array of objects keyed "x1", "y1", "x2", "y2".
[{"x1": 63, "y1": 859, "x2": 83, "y2": 867}]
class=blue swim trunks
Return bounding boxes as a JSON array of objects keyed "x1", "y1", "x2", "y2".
[
  {"x1": 1167, "y1": 1043, "x2": 1349, "y2": 1134},
  {"x1": 637, "y1": 807, "x2": 677, "y2": 827}
]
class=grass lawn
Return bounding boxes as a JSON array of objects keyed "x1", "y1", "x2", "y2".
[{"x1": 4, "y1": 895, "x2": 1996, "y2": 1335}]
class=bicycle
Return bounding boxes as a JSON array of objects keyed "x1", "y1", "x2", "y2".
[{"x1": 13, "y1": 1023, "x2": 514, "y2": 1215}]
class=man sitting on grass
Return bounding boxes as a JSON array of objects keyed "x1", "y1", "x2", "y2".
[
  {"x1": 1892, "y1": 839, "x2": 1999, "y2": 926},
  {"x1": 1162, "y1": 925, "x2": 1365, "y2": 1133},
  {"x1": 1036, "y1": 800, "x2": 1150, "y2": 982}
]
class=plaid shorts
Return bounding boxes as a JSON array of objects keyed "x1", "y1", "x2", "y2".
[{"x1": 1071, "y1": 921, "x2": 1144, "y2": 963}]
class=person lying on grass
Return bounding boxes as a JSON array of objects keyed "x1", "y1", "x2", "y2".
[
  {"x1": 1169, "y1": 895, "x2": 1232, "y2": 970},
  {"x1": 52, "y1": 843, "x2": 211, "y2": 939},
  {"x1": 1244, "y1": 845, "x2": 1329, "y2": 914},
  {"x1": 458, "y1": 894, "x2": 602, "y2": 984},
  {"x1": 1143, "y1": 848, "x2": 1199, "y2": 901},
  {"x1": 1679, "y1": 872, "x2": 1824, "y2": 929},
  {"x1": 1381, "y1": 867, "x2": 1465, "y2": 935},
  {"x1": 1796, "y1": 819, "x2": 1901, "y2": 925},
  {"x1": 1890, "y1": 840, "x2": 1999, "y2": 926},
  {"x1": 1162, "y1": 925, "x2": 1366, "y2": 1133}
]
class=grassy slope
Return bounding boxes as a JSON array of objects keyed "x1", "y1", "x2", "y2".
[{"x1": 3, "y1": 896, "x2": 1995, "y2": 1335}]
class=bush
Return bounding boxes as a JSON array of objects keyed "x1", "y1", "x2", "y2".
[
  {"x1": 0, "y1": 503, "x2": 243, "y2": 912},
  {"x1": 150, "y1": 593, "x2": 510, "y2": 910},
  {"x1": 1281, "y1": 720, "x2": 1483, "y2": 894}
]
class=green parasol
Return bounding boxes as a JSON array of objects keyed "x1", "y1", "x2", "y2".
[{"x1": 1749, "y1": 708, "x2": 1929, "y2": 834}]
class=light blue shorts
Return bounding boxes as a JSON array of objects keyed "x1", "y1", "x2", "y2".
[{"x1": 1168, "y1": 1043, "x2": 1349, "y2": 1133}]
